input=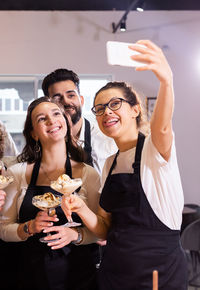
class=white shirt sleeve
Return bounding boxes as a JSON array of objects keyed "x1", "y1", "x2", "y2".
[
  {"x1": 0, "y1": 163, "x2": 27, "y2": 242},
  {"x1": 141, "y1": 133, "x2": 184, "y2": 230}
]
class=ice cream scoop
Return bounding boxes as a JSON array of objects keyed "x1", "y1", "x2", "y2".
[
  {"x1": 50, "y1": 174, "x2": 82, "y2": 195},
  {"x1": 0, "y1": 175, "x2": 14, "y2": 189},
  {"x1": 32, "y1": 192, "x2": 61, "y2": 210}
]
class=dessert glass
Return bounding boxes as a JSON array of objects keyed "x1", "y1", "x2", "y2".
[
  {"x1": 32, "y1": 192, "x2": 62, "y2": 243},
  {"x1": 50, "y1": 175, "x2": 82, "y2": 227}
]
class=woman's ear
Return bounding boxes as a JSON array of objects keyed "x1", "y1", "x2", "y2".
[
  {"x1": 131, "y1": 104, "x2": 141, "y2": 118},
  {"x1": 31, "y1": 131, "x2": 38, "y2": 141}
]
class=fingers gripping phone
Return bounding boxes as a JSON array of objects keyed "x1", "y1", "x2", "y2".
[{"x1": 106, "y1": 41, "x2": 145, "y2": 67}]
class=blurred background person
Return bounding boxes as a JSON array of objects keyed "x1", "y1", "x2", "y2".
[
  {"x1": 0, "y1": 120, "x2": 18, "y2": 168},
  {"x1": 0, "y1": 124, "x2": 6, "y2": 211}
]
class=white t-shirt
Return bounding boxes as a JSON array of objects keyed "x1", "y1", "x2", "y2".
[
  {"x1": 101, "y1": 133, "x2": 184, "y2": 230},
  {"x1": 78, "y1": 118, "x2": 118, "y2": 175},
  {"x1": 0, "y1": 162, "x2": 100, "y2": 244}
]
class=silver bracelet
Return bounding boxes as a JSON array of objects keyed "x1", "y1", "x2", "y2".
[{"x1": 72, "y1": 227, "x2": 83, "y2": 245}]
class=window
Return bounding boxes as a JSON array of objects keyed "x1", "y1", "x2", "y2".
[
  {"x1": 79, "y1": 75, "x2": 112, "y2": 123},
  {"x1": 5, "y1": 99, "x2": 11, "y2": 111},
  {"x1": 0, "y1": 74, "x2": 112, "y2": 152},
  {"x1": 145, "y1": 96, "x2": 157, "y2": 120},
  {"x1": 14, "y1": 99, "x2": 20, "y2": 110}
]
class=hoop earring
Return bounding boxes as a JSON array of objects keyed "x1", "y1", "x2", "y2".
[{"x1": 34, "y1": 140, "x2": 40, "y2": 153}]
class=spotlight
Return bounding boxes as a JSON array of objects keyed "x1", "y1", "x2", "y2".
[
  {"x1": 136, "y1": 0, "x2": 145, "y2": 12},
  {"x1": 120, "y1": 19, "x2": 126, "y2": 32},
  {"x1": 112, "y1": 0, "x2": 144, "y2": 33},
  {"x1": 136, "y1": 7, "x2": 144, "y2": 12}
]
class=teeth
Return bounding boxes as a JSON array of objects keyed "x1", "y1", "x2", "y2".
[
  {"x1": 49, "y1": 127, "x2": 60, "y2": 133},
  {"x1": 106, "y1": 119, "x2": 118, "y2": 123}
]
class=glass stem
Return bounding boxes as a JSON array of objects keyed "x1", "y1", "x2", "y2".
[{"x1": 68, "y1": 216, "x2": 73, "y2": 223}]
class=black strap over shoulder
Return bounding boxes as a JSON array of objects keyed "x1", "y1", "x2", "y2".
[
  {"x1": 108, "y1": 132, "x2": 145, "y2": 176},
  {"x1": 29, "y1": 159, "x2": 40, "y2": 186},
  {"x1": 84, "y1": 118, "x2": 93, "y2": 167},
  {"x1": 132, "y1": 132, "x2": 145, "y2": 174}
]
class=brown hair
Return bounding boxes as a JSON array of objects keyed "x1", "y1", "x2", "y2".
[{"x1": 42, "y1": 68, "x2": 80, "y2": 96}]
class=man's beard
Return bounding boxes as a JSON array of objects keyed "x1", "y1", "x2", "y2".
[{"x1": 64, "y1": 105, "x2": 82, "y2": 125}]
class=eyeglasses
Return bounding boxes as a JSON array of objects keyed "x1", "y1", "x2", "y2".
[{"x1": 91, "y1": 97, "x2": 131, "y2": 116}]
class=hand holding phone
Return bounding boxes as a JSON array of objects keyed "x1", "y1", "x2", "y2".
[{"x1": 106, "y1": 41, "x2": 146, "y2": 68}]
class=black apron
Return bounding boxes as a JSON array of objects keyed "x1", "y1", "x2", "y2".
[
  {"x1": 98, "y1": 132, "x2": 187, "y2": 290},
  {"x1": 18, "y1": 153, "x2": 98, "y2": 290}
]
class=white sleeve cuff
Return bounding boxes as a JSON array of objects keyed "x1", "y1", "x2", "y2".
[{"x1": 0, "y1": 223, "x2": 23, "y2": 242}]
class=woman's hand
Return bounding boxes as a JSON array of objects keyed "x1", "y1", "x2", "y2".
[
  {"x1": 43, "y1": 225, "x2": 78, "y2": 249},
  {"x1": 29, "y1": 210, "x2": 59, "y2": 234},
  {"x1": 61, "y1": 195, "x2": 86, "y2": 220},
  {"x1": 129, "y1": 40, "x2": 173, "y2": 85},
  {"x1": 0, "y1": 190, "x2": 6, "y2": 211}
]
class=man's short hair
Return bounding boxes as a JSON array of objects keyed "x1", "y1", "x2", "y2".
[{"x1": 42, "y1": 68, "x2": 80, "y2": 96}]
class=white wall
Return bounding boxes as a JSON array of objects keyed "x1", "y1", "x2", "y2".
[{"x1": 0, "y1": 10, "x2": 199, "y2": 203}]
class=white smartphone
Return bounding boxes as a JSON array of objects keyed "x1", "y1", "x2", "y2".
[{"x1": 106, "y1": 41, "x2": 145, "y2": 67}]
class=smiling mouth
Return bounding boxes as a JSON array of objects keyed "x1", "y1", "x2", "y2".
[
  {"x1": 47, "y1": 126, "x2": 61, "y2": 134},
  {"x1": 103, "y1": 118, "x2": 119, "y2": 127}
]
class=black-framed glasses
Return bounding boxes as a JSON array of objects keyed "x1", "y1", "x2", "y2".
[{"x1": 91, "y1": 97, "x2": 131, "y2": 116}]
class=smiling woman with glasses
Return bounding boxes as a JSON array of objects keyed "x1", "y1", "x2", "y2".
[
  {"x1": 62, "y1": 39, "x2": 187, "y2": 290},
  {"x1": 91, "y1": 97, "x2": 132, "y2": 116}
]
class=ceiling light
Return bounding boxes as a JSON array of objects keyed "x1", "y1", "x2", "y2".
[
  {"x1": 120, "y1": 19, "x2": 126, "y2": 32},
  {"x1": 136, "y1": 7, "x2": 144, "y2": 12},
  {"x1": 112, "y1": 0, "x2": 145, "y2": 33}
]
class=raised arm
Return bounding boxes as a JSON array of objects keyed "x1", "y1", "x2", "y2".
[{"x1": 130, "y1": 40, "x2": 174, "y2": 161}]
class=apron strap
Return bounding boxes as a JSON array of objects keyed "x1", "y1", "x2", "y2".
[
  {"x1": 66, "y1": 150, "x2": 72, "y2": 178},
  {"x1": 132, "y1": 132, "x2": 145, "y2": 174},
  {"x1": 84, "y1": 118, "x2": 93, "y2": 167},
  {"x1": 108, "y1": 132, "x2": 145, "y2": 176},
  {"x1": 29, "y1": 159, "x2": 41, "y2": 186},
  {"x1": 108, "y1": 150, "x2": 119, "y2": 176}
]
